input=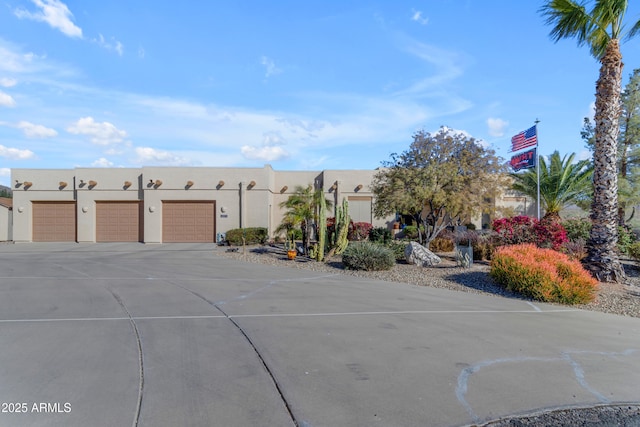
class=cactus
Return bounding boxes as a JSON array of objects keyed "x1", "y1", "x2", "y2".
[
  {"x1": 334, "y1": 199, "x2": 350, "y2": 255},
  {"x1": 316, "y1": 192, "x2": 327, "y2": 262}
]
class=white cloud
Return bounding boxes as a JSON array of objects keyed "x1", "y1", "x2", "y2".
[
  {"x1": 17, "y1": 121, "x2": 58, "y2": 138},
  {"x1": 0, "y1": 168, "x2": 10, "y2": 177},
  {"x1": 0, "y1": 145, "x2": 34, "y2": 160},
  {"x1": 261, "y1": 56, "x2": 282, "y2": 78},
  {"x1": 14, "y1": 0, "x2": 83, "y2": 38},
  {"x1": 67, "y1": 117, "x2": 127, "y2": 145},
  {"x1": 487, "y1": 117, "x2": 508, "y2": 137},
  {"x1": 134, "y1": 147, "x2": 191, "y2": 166},
  {"x1": 93, "y1": 34, "x2": 124, "y2": 56},
  {"x1": 91, "y1": 157, "x2": 114, "y2": 167},
  {"x1": 411, "y1": 10, "x2": 429, "y2": 25},
  {"x1": 241, "y1": 145, "x2": 290, "y2": 162},
  {"x1": 0, "y1": 78, "x2": 17, "y2": 87},
  {"x1": 240, "y1": 131, "x2": 291, "y2": 162},
  {"x1": 0, "y1": 91, "x2": 16, "y2": 107}
]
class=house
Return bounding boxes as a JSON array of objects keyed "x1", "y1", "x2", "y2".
[{"x1": 10, "y1": 166, "x2": 395, "y2": 243}]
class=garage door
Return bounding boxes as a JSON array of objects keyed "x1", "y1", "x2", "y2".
[
  {"x1": 96, "y1": 201, "x2": 142, "y2": 242},
  {"x1": 32, "y1": 202, "x2": 76, "y2": 242},
  {"x1": 162, "y1": 201, "x2": 215, "y2": 243}
]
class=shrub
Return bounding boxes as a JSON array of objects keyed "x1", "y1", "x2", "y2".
[
  {"x1": 402, "y1": 225, "x2": 419, "y2": 239},
  {"x1": 429, "y1": 237, "x2": 454, "y2": 252},
  {"x1": 562, "y1": 218, "x2": 591, "y2": 241},
  {"x1": 561, "y1": 238, "x2": 587, "y2": 261},
  {"x1": 492, "y1": 216, "x2": 539, "y2": 246},
  {"x1": 370, "y1": 226, "x2": 392, "y2": 244},
  {"x1": 561, "y1": 219, "x2": 636, "y2": 255},
  {"x1": 226, "y1": 227, "x2": 268, "y2": 245},
  {"x1": 628, "y1": 241, "x2": 640, "y2": 261},
  {"x1": 349, "y1": 222, "x2": 373, "y2": 241},
  {"x1": 342, "y1": 242, "x2": 395, "y2": 271},
  {"x1": 617, "y1": 225, "x2": 637, "y2": 255},
  {"x1": 492, "y1": 215, "x2": 567, "y2": 250},
  {"x1": 534, "y1": 217, "x2": 568, "y2": 250},
  {"x1": 490, "y1": 244, "x2": 597, "y2": 305},
  {"x1": 386, "y1": 241, "x2": 408, "y2": 261}
]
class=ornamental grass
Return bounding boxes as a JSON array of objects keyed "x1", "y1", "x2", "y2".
[{"x1": 490, "y1": 244, "x2": 597, "y2": 305}]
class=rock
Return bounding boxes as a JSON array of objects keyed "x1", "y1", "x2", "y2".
[{"x1": 405, "y1": 241, "x2": 441, "y2": 267}]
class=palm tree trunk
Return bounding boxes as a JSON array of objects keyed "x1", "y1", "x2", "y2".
[{"x1": 584, "y1": 39, "x2": 626, "y2": 283}]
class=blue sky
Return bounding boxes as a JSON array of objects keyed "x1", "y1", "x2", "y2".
[{"x1": 2, "y1": 1, "x2": 640, "y2": 188}]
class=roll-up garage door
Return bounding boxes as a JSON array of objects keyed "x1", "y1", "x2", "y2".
[
  {"x1": 96, "y1": 201, "x2": 142, "y2": 242},
  {"x1": 162, "y1": 201, "x2": 215, "y2": 243},
  {"x1": 32, "y1": 201, "x2": 76, "y2": 242}
]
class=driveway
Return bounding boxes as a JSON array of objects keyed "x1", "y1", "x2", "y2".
[{"x1": 0, "y1": 243, "x2": 638, "y2": 427}]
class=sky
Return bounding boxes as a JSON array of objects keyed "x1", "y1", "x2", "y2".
[{"x1": 2, "y1": 1, "x2": 640, "y2": 188}]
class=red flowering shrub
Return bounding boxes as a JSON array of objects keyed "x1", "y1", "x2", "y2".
[
  {"x1": 492, "y1": 216, "x2": 568, "y2": 250},
  {"x1": 490, "y1": 244, "x2": 597, "y2": 304},
  {"x1": 349, "y1": 222, "x2": 373, "y2": 241}
]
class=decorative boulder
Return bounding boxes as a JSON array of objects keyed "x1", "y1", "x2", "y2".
[{"x1": 405, "y1": 241, "x2": 441, "y2": 267}]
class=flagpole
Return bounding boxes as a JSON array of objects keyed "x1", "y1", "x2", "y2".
[{"x1": 535, "y1": 119, "x2": 540, "y2": 220}]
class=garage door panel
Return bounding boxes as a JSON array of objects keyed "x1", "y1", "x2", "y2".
[
  {"x1": 162, "y1": 201, "x2": 215, "y2": 243},
  {"x1": 96, "y1": 202, "x2": 141, "y2": 242},
  {"x1": 32, "y1": 202, "x2": 76, "y2": 242}
]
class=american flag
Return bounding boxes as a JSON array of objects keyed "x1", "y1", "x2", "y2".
[{"x1": 510, "y1": 126, "x2": 538, "y2": 152}]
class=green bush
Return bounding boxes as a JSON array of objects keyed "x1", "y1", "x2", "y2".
[
  {"x1": 562, "y1": 218, "x2": 591, "y2": 241},
  {"x1": 226, "y1": 227, "x2": 268, "y2": 245},
  {"x1": 627, "y1": 241, "x2": 640, "y2": 261},
  {"x1": 490, "y1": 244, "x2": 597, "y2": 305},
  {"x1": 618, "y1": 225, "x2": 637, "y2": 255},
  {"x1": 385, "y1": 241, "x2": 408, "y2": 261},
  {"x1": 342, "y1": 242, "x2": 395, "y2": 271},
  {"x1": 370, "y1": 227, "x2": 392, "y2": 244},
  {"x1": 402, "y1": 225, "x2": 419, "y2": 239}
]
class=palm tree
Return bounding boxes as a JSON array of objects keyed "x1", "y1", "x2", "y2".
[
  {"x1": 541, "y1": 0, "x2": 640, "y2": 282},
  {"x1": 511, "y1": 151, "x2": 592, "y2": 221},
  {"x1": 278, "y1": 185, "x2": 333, "y2": 255}
]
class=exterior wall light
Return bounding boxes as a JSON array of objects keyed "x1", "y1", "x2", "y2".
[
  {"x1": 88, "y1": 180, "x2": 97, "y2": 188},
  {"x1": 248, "y1": 180, "x2": 256, "y2": 189},
  {"x1": 23, "y1": 181, "x2": 33, "y2": 189},
  {"x1": 59, "y1": 181, "x2": 68, "y2": 189},
  {"x1": 280, "y1": 186, "x2": 288, "y2": 194},
  {"x1": 186, "y1": 180, "x2": 194, "y2": 188},
  {"x1": 149, "y1": 206, "x2": 156, "y2": 213},
  {"x1": 82, "y1": 206, "x2": 89, "y2": 213},
  {"x1": 155, "y1": 179, "x2": 163, "y2": 187},
  {"x1": 355, "y1": 184, "x2": 363, "y2": 191},
  {"x1": 123, "y1": 181, "x2": 132, "y2": 189}
]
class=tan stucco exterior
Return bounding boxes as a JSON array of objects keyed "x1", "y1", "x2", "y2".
[
  {"x1": 10, "y1": 166, "x2": 393, "y2": 243},
  {"x1": 0, "y1": 198, "x2": 11, "y2": 241}
]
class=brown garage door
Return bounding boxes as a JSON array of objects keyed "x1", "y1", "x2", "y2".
[
  {"x1": 96, "y1": 201, "x2": 142, "y2": 242},
  {"x1": 32, "y1": 202, "x2": 76, "y2": 242},
  {"x1": 162, "y1": 201, "x2": 215, "y2": 243}
]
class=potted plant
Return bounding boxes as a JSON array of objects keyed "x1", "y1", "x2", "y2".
[{"x1": 286, "y1": 230, "x2": 297, "y2": 260}]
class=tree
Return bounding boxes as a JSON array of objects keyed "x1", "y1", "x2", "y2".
[
  {"x1": 372, "y1": 127, "x2": 508, "y2": 245},
  {"x1": 541, "y1": 0, "x2": 640, "y2": 282},
  {"x1": 581, "y1": 68, "x2": 640, "y2": 225},
  {"x1": 511, "y1": 151, "x2": 593, "y2": 221},
  {"x1": 278, "y1": 185, "x2": 332, "y2": 255}
]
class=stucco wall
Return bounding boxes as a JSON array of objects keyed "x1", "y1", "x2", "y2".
[
  {"x1": 10, "y1": 166, "x2": 396, "y2": 243},
  {"x1": 0, "y1": 206, "x2": 10, "y2": 241}
]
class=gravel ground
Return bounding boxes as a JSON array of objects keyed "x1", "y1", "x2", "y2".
[
  {"x1": 215, "y1": 244, "x2": 640, "y2": 426},
  {"x1": 215, "y1": 244, "x2": 640, "y2": 318}
]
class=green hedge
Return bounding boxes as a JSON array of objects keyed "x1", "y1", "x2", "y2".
[
  {"x1": 342, "y1": 242, "x2": 395, "y2": 271},
  {"x1": 226, "y1": 227, "x2": 268, "y2": 245}
]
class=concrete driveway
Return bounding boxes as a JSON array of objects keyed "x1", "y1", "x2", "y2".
[{"x1": 0, "y1": 243, "x2": 638, "y2": 427}]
